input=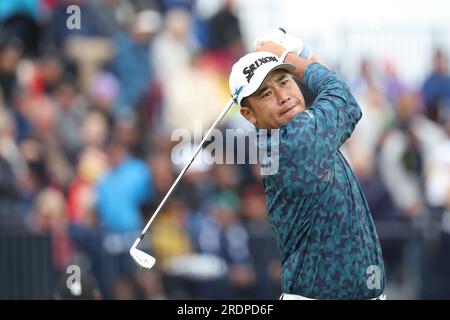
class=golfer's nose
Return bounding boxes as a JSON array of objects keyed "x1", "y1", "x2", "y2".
[{"x1": 275, "y1": 89, "x2": 289, "y2": 105}]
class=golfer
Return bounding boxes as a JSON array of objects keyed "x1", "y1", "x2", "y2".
[{"x1": 228, "y1": 29, "x2": 386, "y2": 300}]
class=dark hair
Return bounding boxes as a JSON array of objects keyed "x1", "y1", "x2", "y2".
[
  {"x1": 0, "y1": 34, "x2": 24, "y2": 55},
  {"x1": 241, "y1": 97, "x2": 252, "y2": 110}
]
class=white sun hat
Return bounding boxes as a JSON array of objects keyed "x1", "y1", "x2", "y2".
[{"x1": 229, "y1": 51, "x2": 295, "y2": 106}]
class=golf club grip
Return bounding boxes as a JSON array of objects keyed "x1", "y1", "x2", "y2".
[{"x1": 137, "y1": 98, "x2": 236, "y2": 239}]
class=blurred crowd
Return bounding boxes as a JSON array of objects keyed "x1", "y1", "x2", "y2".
[
  {"x1": 343, "y1": 50, "x2": 450, "y2": 298},
  {"x1": 0, "y1": 0, "x2": 449, "y2": 300}
]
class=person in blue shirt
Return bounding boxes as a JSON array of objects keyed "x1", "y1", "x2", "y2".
[
  {"x1": 422, "y1": 48, "x2": 450, "y2": 123},
  {"x1": 97, "y1": 141, "x2": 153, "y2": 234},
  {"x1": 228, "y1": 29, "x2": 385, "y2": 300},
  {"x1": 96, "y1": 139, "x2": 154, "y2": 299}
]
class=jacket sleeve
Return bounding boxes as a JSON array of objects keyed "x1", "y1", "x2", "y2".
[{"x1": 282, "y1": 64, "x2": 362, "y2": 192}]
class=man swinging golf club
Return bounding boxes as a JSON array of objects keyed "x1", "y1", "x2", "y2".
[
  {"x1": 227, "y1": 28, "x2": 386, "y2": 300},
  {"x1": 130, "y1": 27, "x2": 385, "y2": 300}
]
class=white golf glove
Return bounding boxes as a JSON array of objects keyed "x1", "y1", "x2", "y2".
[{"x1": 254, "y1": 27, "x2": 313, "y2": 60}]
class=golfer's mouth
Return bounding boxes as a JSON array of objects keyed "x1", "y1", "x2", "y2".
[{"x1": 280, "y1": 104, "x2": 297, "y2": 117}]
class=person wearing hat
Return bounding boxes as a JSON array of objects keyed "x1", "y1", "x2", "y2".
[{"x1": 228, "y1": 29, "x2": 386, "y2": 300}]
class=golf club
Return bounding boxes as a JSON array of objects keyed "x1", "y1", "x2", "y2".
[{"x1": 130, "y1": 93, "x2": 240, "y2": 269}]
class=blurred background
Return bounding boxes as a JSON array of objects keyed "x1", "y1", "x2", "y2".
[{"x1": 0, "y1": 0, "x2": 449, "y2": 300}]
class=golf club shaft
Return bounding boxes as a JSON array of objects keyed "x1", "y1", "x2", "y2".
[{"x1": 133, "y1": 98, "x2": 236, "y2": 247}]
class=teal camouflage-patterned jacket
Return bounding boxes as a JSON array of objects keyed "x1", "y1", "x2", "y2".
[{"x1": 258, "y1": 63, "x2": 385, "y2": 299}]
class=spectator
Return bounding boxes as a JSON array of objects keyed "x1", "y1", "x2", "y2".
[
  {"x1": 152, "y1": 7, "x2": 199, "y2": 82},
  {"x1": 96, "y1": 137, "x2": 154, "y2": 299},
  {"x1": 43, "y1": 0, "x2": 111, "y2": 50},
  {"x1": 26, "y1": 96, "x2": 73, "y2": 188},
  {"x1": 0, "y1": 154, "x2": 21, "y2": 228},
  {"x1": 88, "y1": 71, "x2": 119, "y2": 128},
  {"x1": 0, "y1": 105, "x2": 27, "y2": 179},
  {"x1": 207, "y1": 0, "x2": 243, "y2": 56},
  {"x1": 349, "y1": 84, "x2": 394, "y2": 153},
  {"x1": 67, "y1": 147, "x2": 107, "y2": 226},
  {"x1": 422, "y1": 49, "x2": 450, "y2": 124},
  {"x1": 110, "y1": 9, "x2": 160, "y2": 119},
  {"x1": 240, "y1": 183, "x2": 281, "y2": 299},
  {"x1": 81, "y1": 110, "x2": 110, "y2": 149},
  {"x1": 0, "y1": 0, "x2": 42, "y2": 57},
  {"x1": 425, "y1": 116, "x2": 450, "y2": 211},
  {"x1": 30, "y1": 188, "x2": 73, "y2": 272},
  {"x1": 161, "y1": 53, "x2": 229, "y2": 134},
  {"x1": 382, "y1": 59, "x2": 408, "y2": 106},
  {"x1": 29, "y1": 51, "x2": 65, "y2": 96},
  {"x1": 149, "y1": 197, "x2": 193, "y2": 267},
  {"x1": 65, "y1": 146, "x2": 108, "y2": 299},
  {"x1": 148, "y1": 150, "x2": 175, "y2": 200},
  {"x1": 349, "y1": 58, "x2": 383, "y2": 102},
  {"x1": 379, "y1": 90, "x2": 446, "y2": 220},
  {"x1": 349, "y1": 147, "x2": 396, "y2": 222},
  {"x1": 0, "y1": 37, "x2": 23, "y2": 107},
  {"x1": 54, "y1": 75, "x2": 89, "y2": 162},
  {"x1": 196, "y1": 191, "x2": 255, "y2": 299}
]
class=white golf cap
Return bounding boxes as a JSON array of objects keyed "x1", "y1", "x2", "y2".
[{"x1": 229, "y1": 51, "x2": 295, "y2": 106}]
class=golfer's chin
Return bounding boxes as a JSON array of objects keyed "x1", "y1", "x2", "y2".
[{"x1": 279, "y1": 105, "x2": 302, "y2": 125}]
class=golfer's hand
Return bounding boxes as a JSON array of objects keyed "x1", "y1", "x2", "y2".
[
  {"x1": 254, "y1": 28, "x2": 312, "y2": 58},
  {"x1": 254, "y1": 28, "x2": 286, "y2": 49},
  {"x1": 255, "y1": 41, "x2": 285, "y2": 59}
]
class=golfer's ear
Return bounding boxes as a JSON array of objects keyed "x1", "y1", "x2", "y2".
[{"x1": 240, "y1": 107, "x2": 257, "y2": 126}]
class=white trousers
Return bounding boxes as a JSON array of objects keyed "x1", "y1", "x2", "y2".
[{"x1": 280, "y1": 293, "x2": 386, "y2": 300}]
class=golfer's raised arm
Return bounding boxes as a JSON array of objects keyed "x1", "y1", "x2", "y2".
[{"x1": 255, "y1": 41, "x2": 315, "y2": 82}]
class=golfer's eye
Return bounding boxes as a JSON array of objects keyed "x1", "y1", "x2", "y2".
[
  {"x1": 280, "y1": 79, "x2": 289, "y2": 86},
  {"x1": 261, "y1": 90, "x2": 271, "y2": 98}
]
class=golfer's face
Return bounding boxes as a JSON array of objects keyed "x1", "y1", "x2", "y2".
[{"x1": 243, "y1": 70, "x2": 305, "y2": 129}]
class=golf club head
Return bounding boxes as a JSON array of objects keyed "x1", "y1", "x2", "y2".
[{"x1": 130, "y1": 247, "x2": 156, "y2": 269}]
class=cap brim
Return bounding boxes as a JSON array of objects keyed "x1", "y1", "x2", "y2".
[{"x1": 240, "y1": 63, "x2": 296, "y2": 105}]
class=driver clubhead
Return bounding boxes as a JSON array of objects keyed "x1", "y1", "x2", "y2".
[{"x1": 130, "y1": 247, "x2": 156, "y2": 269}]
